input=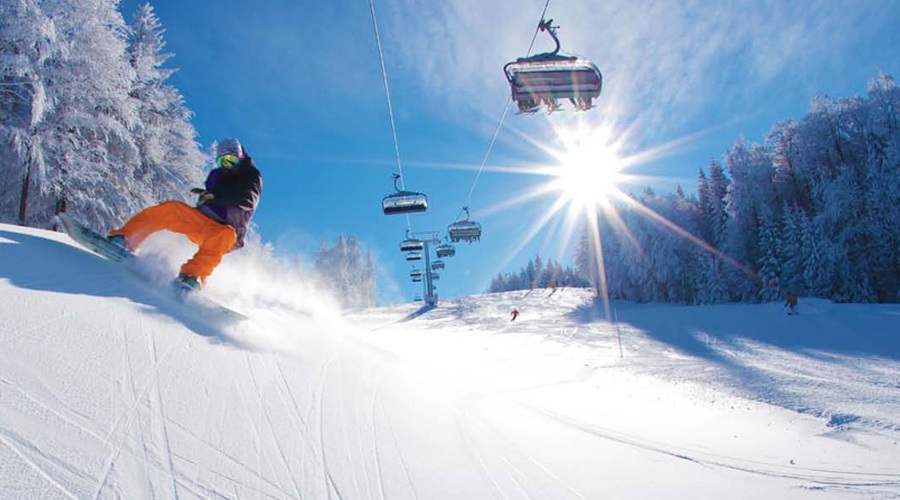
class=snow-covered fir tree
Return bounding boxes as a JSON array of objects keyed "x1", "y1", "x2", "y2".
[
  {"x1": 313, "y1": 235, "x2": 376, "y2": 309},
  {"x1": 23, "y1": 0, "x2": 140, "y2": 228},
  {"x1": 777, "y1": 203, "x2": 805, "y2": 296},
  {"x1": 755, "y1": 206, "x2": 781, "y2": 301},
  {"x1": 126, "y1": 3, "x2": 205, "y2": 207},
  {"x1": 0, "y1": 0, "x2": 59, "y2": 225}
]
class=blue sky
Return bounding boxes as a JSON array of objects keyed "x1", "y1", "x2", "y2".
[{"x1": 119, "y1": 0, "x2": 900, "y2": 303}]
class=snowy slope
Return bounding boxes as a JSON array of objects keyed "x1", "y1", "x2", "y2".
[{"x1": 1, "y1": 222, "x2": 899, "y2": 499}]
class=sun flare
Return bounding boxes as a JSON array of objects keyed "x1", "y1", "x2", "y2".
[{"x1": 550, "y1": 124, "x2": 625, "y2": 209}]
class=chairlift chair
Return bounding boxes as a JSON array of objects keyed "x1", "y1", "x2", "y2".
[
  {"x1": 409, "y1": 269, "x2": 423, "y2": 279},
  {"x1": 412, "y1": 276, "x2": 423, "y2": 283},
  {"x1": 405, "y1": 252, "x2": 422, "y2": 261},
  {"x1": 400, "y1": 238, "x2": 425, "y2": 252},
  {"x1": 504, "y1": 19, "x2": 602, "y2": 114},
  {"x1": 448, "y1": 207, "x2": 482, "y2": 243},
  {"x1": 382, "y1": 173, "x2": 428, "y2": 215},
  {"x1": 431, "y1": 273, "x2": 441, "y2": 281},
  {"x1": 431, "y1": 260, "x2": 445, "y2": 270},
  {"x1": 436, "y1": 243, "x2": 456, "y2": 258}
]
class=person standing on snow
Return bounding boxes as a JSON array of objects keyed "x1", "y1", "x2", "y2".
[
  {"x1": 784, "y1": 292, "x2": 798, "y2": 315},
  {"x1": 510, "y1": 308, "x2": 519, "y2": 322},
  {"x1": 107, "y1": 138, "x2": 262, "y2": 289}
]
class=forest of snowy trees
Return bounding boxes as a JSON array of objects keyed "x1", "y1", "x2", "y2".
[
  {"x1": 0, "y1": 0, "x2": 205, "y2": 231},
  {"x1": 313, "y1": 235, "x2": 376, "y2": 310},
  {"x1": 489, "y1": 255, "x2": 588, "y2": 293},
  {"x1": 576, "y1": 74, "x2": 900, "y2": 304}
]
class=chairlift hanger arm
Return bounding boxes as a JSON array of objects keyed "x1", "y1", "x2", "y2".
[{"x1": 537, "y1": 19, "x2": 561, "y2": 56}]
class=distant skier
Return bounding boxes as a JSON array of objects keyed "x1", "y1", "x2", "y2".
[
  {"x1": 510, "y1": 308, "x2": 519, "y2": 322},
  {"x1": 784, "y1": 292, "x2": 798, "y2": 315},
  {"x1": 107, "y1": 138, "x2": 262, "y2": 290}
]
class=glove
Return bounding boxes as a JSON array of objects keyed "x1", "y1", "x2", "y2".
[{"x1": 190, "y1": 188, "x2": 214, "y2": 205}]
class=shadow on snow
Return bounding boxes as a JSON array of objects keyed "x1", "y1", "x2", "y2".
[{"x1": 0, "y1": 229, "x2": 240, "y2": 344}]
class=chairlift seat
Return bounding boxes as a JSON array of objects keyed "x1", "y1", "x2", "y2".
[
  {"x1": 382, "y1": 191, "x2": 428, "y2": 215},
  {"x1": 406, "y1": 252, "x2": 422, "y2": 261},
  {"x1": 400, "y1": 239, "x2": 425, "y2": 252},
  {"x1": 448, "y1": 221, "x2": 483, "y2": 243},
  {"x1": 436, "y1": 244, "x2": 456, "y2": 258},
  {"x1": 431, "y1": 260, "x2": 445, "y2": 270},
  {"x1": 506, "y1": 59, "x2": 602, "y2": 99}
]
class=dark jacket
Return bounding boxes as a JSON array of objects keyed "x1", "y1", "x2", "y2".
[{"x1": 197, "y1": 155, "x2": 262, "y2": 249}]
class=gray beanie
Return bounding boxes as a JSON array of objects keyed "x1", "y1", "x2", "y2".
[{"x1": 216, "y1": 137, "x2": 243, "y2": 157}]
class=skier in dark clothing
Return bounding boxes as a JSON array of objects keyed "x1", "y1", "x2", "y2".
[
  {"x1": 108, "y1": 138, "x2": 262, "y2": 289},
  {"x1": 510, "y1": 308, "x2": 519, "y2": 322},
  {"x1": 784, "y1": 293, "x2": 798, "y2": 315}
]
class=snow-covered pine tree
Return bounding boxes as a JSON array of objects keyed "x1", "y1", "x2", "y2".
[
  {"x1": 778, "y1": 203, "x2": 805, "y2": 296},
  {"x1": 0, "y1": 0, "x2": 59, "y2": 225},
  {"x1": 767, "y1": 120, "x2": 805, "y2": 211},
  {"x1": 675, "y1": 185, "x2": 703, "y2": 303},
  {"x1": 800, "y1": 210, "x2": 828, "y2": 298},
  {"x1": 488, "y1": 274, "x2": 503, "y2": 293},
  {"x1": 362, "y1": 249, "x2": 376, "y2": 308},
  {"x1": 695, "y1": 253, "x2": 729, "y2": 304},
  {"x1": 695, "y1": 168, "x2": 712, "y2": 244},
  {"x1": 705, "y1": 159, "x2": 729, "y2": 250},
  {"x1": 126, "y1": 2, "x2": 204, "y2": 207},
  {"x1": 26, "y1": 0, "x2": 141, "y2": 229},
  {"x1": 574, "y1": 230, "x2": 599, "y2": 293},
  {"x1": 523, "y1": 259, "x2": 537, "y2": 289},
  {"x1": 344, "y1": 236, "x2": 365, "y2": 309},
  {"x1": 755, "y1": 206, "x2": 781, "y2": 301},
  {"x1": 723, "y1": 139, "x2": 776, "y2": 300},
  {"x1": 313, "y1": 235, "x2": 376, "y2": 309},
  {"x1": 533, "y1": 255, "x2": 544, "y2": 288}
]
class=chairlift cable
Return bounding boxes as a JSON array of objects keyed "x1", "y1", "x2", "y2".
[
  {"x1": 367, "y1": 0, "x2": 414, "y2": 231},
  {"x1": 528, "y1": 0, "x2": 554, "y2": 55},
  {"x1": 459, "y1": 0, "x2": 552, "y2": 218}
]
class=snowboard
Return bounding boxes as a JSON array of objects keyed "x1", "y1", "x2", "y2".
[
  {"x1": 58, "y1": 212, "x2": 246, "y2": 322},
  {"x1": 59, "y1": 212, "x2": 133, "y2": 263}
]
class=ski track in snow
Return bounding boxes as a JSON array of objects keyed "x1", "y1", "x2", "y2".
[
  {"x1": 119, "y1": 322, "x2": 152, "y2": 497},
  {"x1": 90, "y1": 333, "x2": 178, "y2": 499},
  {"x1": 522, "y1": 402, "x2": 900, "y2": 489}
]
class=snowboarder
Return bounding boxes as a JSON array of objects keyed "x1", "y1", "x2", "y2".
[
  {"x1": 784, "y1": 292, "x2": 798, "y2": 315},
  {"x1": 107, "y1": 138, "x2": 262, "y2": 290},
  {"x1": 510, "y1": 308, "x2": 519, "y2": 322}
]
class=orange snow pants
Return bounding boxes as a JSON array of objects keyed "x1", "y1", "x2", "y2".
[{"x1": 109, "y1": 201, "x2": 237, "y2": 282}]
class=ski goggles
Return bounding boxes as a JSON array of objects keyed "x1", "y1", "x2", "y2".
[{"x1": 216, "y1": 153, "x2": 240, "y2": 168}]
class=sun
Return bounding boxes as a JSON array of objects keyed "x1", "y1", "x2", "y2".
[{"x1": 549, "y1": 124, "x2": 626, "y2": 209}]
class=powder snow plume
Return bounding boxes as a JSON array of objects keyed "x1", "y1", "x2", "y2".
[{"x1": 131, "y1": 230, "x2": 352, "y2": 352}]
